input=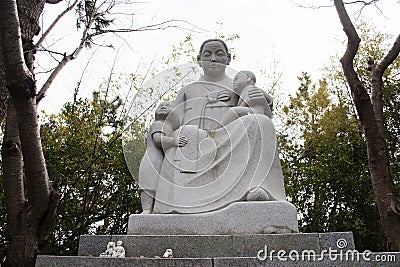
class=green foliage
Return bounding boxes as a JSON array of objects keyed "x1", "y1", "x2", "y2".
[
  {"x1": 279, "y1": 22, "x2": 400, "y2": 251},
  {"x1": 164, "y1": 35, "x2": 197, "y2": 65},
  {"x1": 39, "y1": 88, "x2": 145, "y2": 255},
  {"x1": 76, "y1": 0, "x2": 117, "y2": 47},
  {"x1": 327, "y1": 21, "x2": 400, "y2": 208},
  {"x1": 280, "y1": 73, "x2": 385, "y2": 251},
  {"x1": 381, "y1": 51, "x2": 400, "y2": 202}
]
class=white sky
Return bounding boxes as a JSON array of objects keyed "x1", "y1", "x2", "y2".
[{"x1": 36, "y1": 0, "x2": 400, "y2": 114}]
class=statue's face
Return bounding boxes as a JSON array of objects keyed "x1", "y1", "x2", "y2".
[
  {"x1": 233, "y1": 72, "x2": 249, "y2": 92},
  {"x1": 198, "y1": 41, "x2": 230, "y2": 78},
  {"x1": 156, "y1": 101, "x2": 173, "y2": 117}
]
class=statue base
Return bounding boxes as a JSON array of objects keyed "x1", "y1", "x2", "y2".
[
  {"x1": 127, "y1": 201, "x2": 299, "y2": 235},
  {"x1": 36, "y1": 232, "x2": 369, "y2": 266},
  {"x1": 38, "y1": 202, "x2": 393, "y2": 266}
]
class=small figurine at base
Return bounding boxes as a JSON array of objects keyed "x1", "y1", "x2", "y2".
[
  {"x1": 113, "y1": 240, "x2": 125, "y2": 258},
  {"x1": 163, "y1": 248, "x2": 173, "y2": 258},
  {"x1": 99, "y1": 240, "x2": 125, "y2": 258},
  {"x1": 99, "y1": 242, "x2": 115, "y2": 257}
]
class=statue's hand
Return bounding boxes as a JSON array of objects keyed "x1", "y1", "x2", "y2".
[
  {"x1": 217, "y1": 90, "x2": 231, "y2": 101},
  {"x1": 178, "y1": 136, "x2": 188, "y2": 147},
  {"x1": 207, "y1": 91, "x2": 219, "y2": 103},
  {"x1": 247, "y1": 86, "x2": 264, "y2": 99}
]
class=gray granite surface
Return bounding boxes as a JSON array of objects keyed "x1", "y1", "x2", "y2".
[
  {"x1": 36, "y1": 252, "x2": 399, "y2": 267},
  {"x1": 128, "y1": 201, "x2": 299, "y2": 235},
  {"x1": 78, "y1": 232, "x2": 354, "y2": 258}
]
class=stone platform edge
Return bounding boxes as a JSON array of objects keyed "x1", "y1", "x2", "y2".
[{"x1": 37, "y1": 252, "x2": 400, "y2": 267}]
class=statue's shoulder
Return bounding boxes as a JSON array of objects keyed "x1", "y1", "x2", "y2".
[
  {"x1": 180, "y1": 82, "x2": 201, "y2": 91},
  {"x1": 149, "y1": 120, "x2": 164, "y2": 134}
]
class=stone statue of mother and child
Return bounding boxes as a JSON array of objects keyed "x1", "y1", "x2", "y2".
[{"x1": 135, "y1": 39, "x2": 297, "y2": 233}]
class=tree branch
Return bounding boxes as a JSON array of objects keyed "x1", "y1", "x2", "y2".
[
  {"x1": 333, "y1": 0, "x2": 368, "y2": 101},
  {"x1": 37, "y1": 47, "x2": 66, "y2": 57},
  {"x1": 36, "y1": 0, "x2": 79, "y2": 48},
  {"x1": 370, "y1": 33, "x2": 400, "y2": 139},
  {"x1": 37, "y1": 9, "x2": 96, "y2": 102},
  {"x1": 45, "y1": 0, "x2": 64, "y2": 4},
  {"x1": 0, "y1": 0, "x2": 33, "y2": 92},
  {"x1": 292, "y1": 0, "x2": 380, "y2": 10},
  {"x1": 374, "y1": 33, "x2": 400, "y2": 76},
  {"x1": 89, "y1": 19, "x2": 203, "y2": 38},
  {"x1": 36, "y1": 0, "x2": 202, "y2": 103},
  {"x1": 36, "y1": 54, "x2": 72, "y2": 102},
  {"x1": 343, "y1": 0, "x2": 380, "y2": 5}
]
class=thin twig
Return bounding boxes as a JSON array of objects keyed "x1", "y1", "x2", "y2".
[
  {"x1": 89, "y1": 19, "x2": 204, "y2": 38},
  {"x1": 37, "y1": 47, "x2": 66, "y2": 56},
  {"x1": 36, "y1": 9, "x2": 96, "y2": 102}
]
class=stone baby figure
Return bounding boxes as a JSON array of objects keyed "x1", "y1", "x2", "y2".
[
  {"x1": 139, "y1": 101, "x2": 187, "y2": 214},
  {"x1": 113, "y1": 240, "x2": 125, "y2": 258},
  {"x1": 99, "y1": 241, "x2": 115, "y2": 257},
  {"x1": 221, "y1": 70, "x2": 273, "y2": 125}
]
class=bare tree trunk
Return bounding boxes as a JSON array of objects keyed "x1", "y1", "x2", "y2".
[
  {"x1": 2, "y1": 100, "x2": 59, "y2": 267},
  {"x1": 0, "y1": 52, "x2": 9, "y2": 123},
  {"x1": 0, "y1": 0, "x2": 59, "y2": 265},
  {"x1": 333, "y1": 0, "x2": 400, "y2": 251},
  {"x1": 1, "y1": 101, "x2": 26, "y2": 265}
]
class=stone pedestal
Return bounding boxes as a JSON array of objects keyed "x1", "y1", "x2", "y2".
[
  {"x1": 36, "y1": 202, "x2": 397, "y2": 266},
  {"x1": 35, "y1": 232, "x2": 387, "y2": 267},
  {"x1": 128, "y1": 201, "x2": 299, "y2": 235},
  {"x1": 36, "y1": 252, "x2": 400, "y2": 267}
]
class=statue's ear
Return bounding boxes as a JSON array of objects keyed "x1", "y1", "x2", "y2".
[
  {"x1": 227, "y1": 53, "x2": 231, "y2": 65},
  {"x1": 197, "y1": 54, "x2": 202, "y2": 66}
]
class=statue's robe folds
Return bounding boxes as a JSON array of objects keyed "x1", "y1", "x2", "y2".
[
  {"x1": 138, "y1": 121, "x2": 164, "y2": 193},
  {"x1": 147, "y1": 81, "x2": 286, "y2": 214}
]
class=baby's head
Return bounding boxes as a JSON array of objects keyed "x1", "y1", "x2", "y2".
[
  {"x1": 155, "y1": 101, "x2": 174, "y2": 121},
  {"x1": 233, "y1": 70, "x2": 256, "y2": 93},
  {"x1": 107, "y1": 242, "x2": 116, "y2": 249}
]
